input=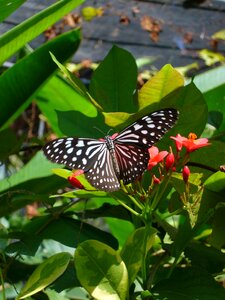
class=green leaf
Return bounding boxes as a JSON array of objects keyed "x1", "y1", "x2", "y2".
[
  {"x1": 185, "y1": 242, "x2": 225, "y2": 274},
  {"x1": 106, "y1": 218, "x2": 135, "y2": 248},
  {"x1": 44, "y1": 289, "x2": 69, "y2": 300},
  {"x1": 56, "y1": 189, "x2": 108, "y2": 199},
  {"x1": 173, "y1": 82, "x2": 208, "y2": 138},
  {"x1": 89, "y1": 45, "x2": 137, "y2": 113},
  {"x1": 121, "y1": 226, "x2": 157, "y2": 285},
  {"x1": 192, "y1": 65, "x2": 225, "y2": 133},
  {"x1": 0, "y1": 151, "x2": 62, "y2": 193},
  {"x1": 36, "y1": 75, "x2": 109, "y2": 138},
  {"x1": 6, "y1": 216, "x2": 118, "y2": 256},
  {"x1": 0, "y1": 0, "x2": 26, "y2": 22},
  {"x1": 0, "y1": 29, "x2": 81, "y2": 129},
  {"x1": 0, "y1": 0, "x2": 84, "y2": 65},
  {"x1": 50, "y1": 52, "x2": 88, "y2": 99},
  {"x1": 170, "y1": 217, "x2": 196, "y2": 259},
  {"x1": 0, "y1": 128, "x2": 23, "y2": 160},
  {"x1": 192, "y1": 65, "x2": 225, "y2": 94},
  {"x1": 152, "y1": 266, "x2": 225, "y2": 300},
  {"x1": 138, "y1": 64, "x2": 184, "y2": 111},
  {"x1": 102, "y1": 111, "x2": 131, "y2": 128},
  {"x1": 17, "y1": 252, "x2": 71, "y2": 299},
  {"x1": 75, "y1": 240, "x2": 128, "y2": 300},
  {"x1": 210, "y1": 207, "x2": 225, "y2": 249},
  {"x1": 204, "y1": 171, "x2": 225, "y2": 194}
]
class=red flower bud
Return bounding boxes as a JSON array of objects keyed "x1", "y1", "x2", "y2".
[
  {"x1": 153, "y1": 175, "x2": 161, "y2": 184},
  {"x1": 165, "y1": 152, "x2": 175, "y2": 171},
  {"x1": 68, "y1": 170, "x2": 84, "y2": 189},
  {"x1": 182, "y1": 166, "x2": 190, "y2": 183}
]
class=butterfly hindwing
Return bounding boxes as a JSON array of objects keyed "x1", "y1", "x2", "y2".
[
  {"x1": 85, "y1": 147, "x2": 120, "y2": 191},
  {"x1": 114, "y1": 143, "x2": 149, "y2": 184}
]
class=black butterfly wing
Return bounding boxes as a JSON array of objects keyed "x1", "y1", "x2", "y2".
[
  {"x1": 114, "y1": 143, "x2": 149, "y2": 184},
  {"x1": 114, "y1": 108, "x2": 179, "y2": 148},
  {"x1": 85, "y1": 146, "x2": 120, "y2": 191},
  {"x1": 43, "y1": 137, "x2": 120, "y2": 191},
  {"x1": 114, "y1": 108, "x2": 179, "y2": 183}
]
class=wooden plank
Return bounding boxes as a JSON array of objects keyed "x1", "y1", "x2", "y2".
[
  {"x1": 140, "y1": 0, "x2": 225, "y2": 11},
  {"x1": 0, "y1": 0, "x2": 225, "y2": 69}
]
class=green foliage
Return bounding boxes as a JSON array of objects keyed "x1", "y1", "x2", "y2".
[
  {"x1": 0, "y1": 0, "x2": 84, "y2": 65},
  {"x1": 0, "y1": 0, "x2": 26, "y2": 22},
  {"x1": 75, "y1": 240, "x2": 128, "y2": 300},
  {"x1": 0, "y1": 3, "x2": 225, "y2": 298}
]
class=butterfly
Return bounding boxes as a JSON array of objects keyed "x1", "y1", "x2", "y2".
[{"x1": 43, "y1": 108, "x2": 179, "y2": 192}]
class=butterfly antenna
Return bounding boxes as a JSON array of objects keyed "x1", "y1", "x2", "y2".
[
  {"x1": 93, "y1": 126, "x2": 106, "y2": 136},
  {"x1": 107, "y1": 128, "x2": 114, "y2": 135}
]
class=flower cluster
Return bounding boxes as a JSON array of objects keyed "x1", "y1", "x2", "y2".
[{"x1": 147, "y1": 132, "x2": 210, "y2": 185}]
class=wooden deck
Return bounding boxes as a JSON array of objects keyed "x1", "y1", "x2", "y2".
[{"x1": 1, "y1": 0, "x2": 225, "y2": 69}]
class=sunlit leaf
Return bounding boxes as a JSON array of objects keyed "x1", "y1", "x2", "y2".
[
  {"x1": 17, "y1": 252, "x2": 71, "y2": 299},
  {"x1": 138, "y1": 64, "x2": 184, "y2": 110},
  {"x1": 75, "y1": 240, "x2": 128, "y2": 300}
]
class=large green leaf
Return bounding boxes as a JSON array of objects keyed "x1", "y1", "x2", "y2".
[
  {"x1": 191, "y1": 65, "x2": 225, "y2": 132},
  {"x1": 17, "y1": 252, "x2": 71, "y2": 299},
  {"x1": 0, "y1": 0, "x2": 26, "y2": 22},
  {"x1": 0, "y1": 0, "x2": 84, "y2": 65},
  {"x1": 0, "y1": 151, "x2": 61, "y2": 192},
  {"x1": 191, "y1": 65, "x2": 225, "y2": 94},
  {"x1": 138, "y1": 64, "x2": 184, "y2": 111},
  {"x1": 200, "y1": 172, "x2": 225, "y2": 249},
  {"x1": 153, "y1": 266, "x2": 225, "y2": 300},
  {"x1": 89, "y1": 45, "x2": 137, "y2": 113},
  {"x1": 37, "y1": 75, "x2": 109, "y2": 138},
  {"x1": 185, "y1": 242, "x2": 225, "y2": 274},
  {"x1": 0, "y1": 29, "x2": 81, "y2": 129},
  {"x1": 75, "y1": 240, "x2": 128, "y2": 300}
]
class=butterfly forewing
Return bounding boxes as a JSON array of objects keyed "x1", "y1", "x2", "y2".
[
  {"x1": 114, "y1": 109, "x2": 179, "y2": 148},
  {"x1": 43, "y1": 137, "x2": 120, "y2": 191},
  {"x1": 43, "y1": 138, "x2": 105, "y2": 171}
]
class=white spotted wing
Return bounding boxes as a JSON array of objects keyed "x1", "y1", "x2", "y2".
[{"x1": 43, "y1": 108, "x2": 179, "y2": 191}]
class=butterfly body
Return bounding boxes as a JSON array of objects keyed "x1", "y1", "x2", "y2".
[{"x1": 43, "y1": 109, "x2": 179, "y2": 191}]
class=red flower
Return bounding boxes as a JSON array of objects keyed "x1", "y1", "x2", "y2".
[
  {"x1": 182, "y1": 166, "x2": 190, "y2": 183},
  {"x1": 148, "y1": 146, "x2": 168, "y2": 170},
  {"x1": 171, "y1": 133, "x2": 210, "y2": 153},
  {"x1": 68, "y1": 170, "x2": 84, "y2": 189}
]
